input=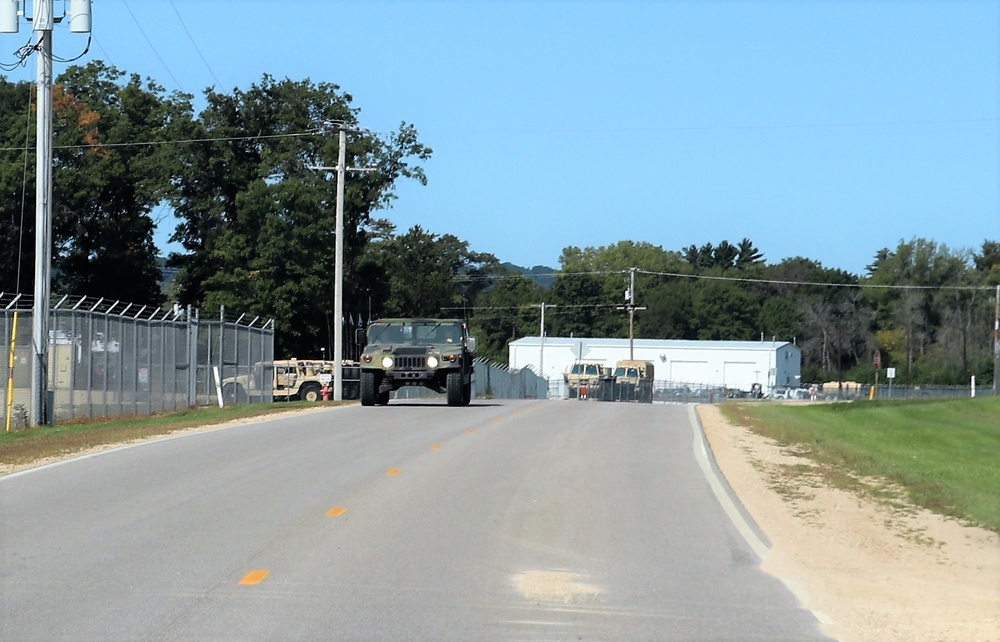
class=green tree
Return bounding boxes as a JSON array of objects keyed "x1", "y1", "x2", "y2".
[
  {"x1": 554, "y1": 240, "x2": 687, "y2": 337},
  {"x1": 761, "y1": 257, "x2": 866, "y2": 381},
  {"x1": 467, "y1": 271, "x2": 544, "y2": 363},
  {"x1": 690, "y1": 279, "x2": 760, "y2": 340},
  {"x1": 166, "y1": 75, "x2": 431, "y2": 357},
  {"x1": 735, "y1": 238, "x2": 765, "y2": 269},
  {"x1": 642, "y1": 277, "x2": 697, "y2": 339},
  {"x1": 865, "y1": 238, "x2": 979, "y2": 383},
  {"x1": 52, "y1": 62, "x2": 192, "y2": 304},
  {"x1": 0, "y1": 78, "x2": 34, "y2": 293},
  {"x1": 1, "y1": 64, "x2": 187, "y2": 304},
  {"x1": 365, "y1": 225, "x2": 498, "y2": 319}
]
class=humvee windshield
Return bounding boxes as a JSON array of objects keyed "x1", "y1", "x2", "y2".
[
  {"x1": 570, "y1": 364, "x2": 601, "y2": 376},
  {"x1": 367, "y1": 321, "x2": 462, "y2": 346},
  {"x1": 614, "y1": 367, "x2": 640, "y2": 378}
]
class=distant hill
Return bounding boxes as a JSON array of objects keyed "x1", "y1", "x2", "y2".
[{"x1": 501, "y1": 262, "x2": 557, "y2": 289}]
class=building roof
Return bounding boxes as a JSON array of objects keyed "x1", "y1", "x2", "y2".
[{"x1": 510, "y1": 337, "x2": 798, "y2": 351}]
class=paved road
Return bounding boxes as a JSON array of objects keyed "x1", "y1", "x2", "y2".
[{"x1": 0, "y1": 400, "x2": 831, "y2": 641}]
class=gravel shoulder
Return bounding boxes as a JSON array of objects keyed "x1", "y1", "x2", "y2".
[{"x1": 697, "y1": 404, "x2": 1000, "y2": 642}]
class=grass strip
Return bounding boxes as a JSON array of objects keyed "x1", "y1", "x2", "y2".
[
  {"x1": 0, "y1": 402, "x2": 350, "y2": 470},
  {"x1": 721, "y1": 396, "x2": 1000, "y2": 533}
]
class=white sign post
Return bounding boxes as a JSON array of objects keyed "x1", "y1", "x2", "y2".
[{"x1": 886, "y1": 367, "x2": 896, "y2": 399}]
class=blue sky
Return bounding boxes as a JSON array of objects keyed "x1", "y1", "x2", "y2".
[{"x1": 3, "y1": 0, "x2": 997, "y2": 275}]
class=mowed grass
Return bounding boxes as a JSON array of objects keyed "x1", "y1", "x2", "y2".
[
  {"x1": 721, "y1": 396, "x2": 1000, "y2": 533},
  {"x1": 0, "y1": 402, "x2": 350, "y2": 470}
]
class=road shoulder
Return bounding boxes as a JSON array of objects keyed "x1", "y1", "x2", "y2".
[{"x1": 697, "y1": 404, "x2": 1000, "y2": 642}]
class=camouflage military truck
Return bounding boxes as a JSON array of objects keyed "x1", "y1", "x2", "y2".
[{"x1": 357, "y1": 318, "x2": 477, "y2": 406}]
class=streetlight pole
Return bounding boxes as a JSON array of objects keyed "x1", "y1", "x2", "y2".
[{"x1": 309, "y1": 125, "x2": 374, "y2": 401}]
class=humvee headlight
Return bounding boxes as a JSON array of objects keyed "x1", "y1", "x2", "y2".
[
  {"x1": 381, "y1": 356, "x2": 394, "y2": 368},
  {"x1": 426, "y1": 356, "x2": 439, "y2": 369}
]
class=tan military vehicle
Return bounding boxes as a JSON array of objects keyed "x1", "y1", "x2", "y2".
[
  {"x1": 612, "y1": 359, "x2": 655, "y2": 384},
  {"x1": 221, "y1": 359, "x2": 357, "y2": 403},
  {"x1": 563, "y1": 360, "x2": 609, "y2": 398},
  {"x1": 612, "y1": 359, "x2": 655, "y2": 403}
]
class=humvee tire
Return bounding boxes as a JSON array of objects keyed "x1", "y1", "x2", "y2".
[
  {"x1": 360, "y1": 371, "x2": 378, "y2": 406},
  {"x1": 299, "y1": 383, "x2": 321, "y2": 402},
  {"x1": 446, "y1": 372, "x2": 464, "y2": 406}
]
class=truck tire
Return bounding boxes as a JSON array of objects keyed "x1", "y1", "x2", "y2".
[
  {"x1": 360, "y1": 371, "x2": 377, "y2": 406},
  {"x1": 300, "y1": 383, "x2": 321, "y2": 403},
  {"x1": 446, "y1": 372, "x2": 463, "y2": 406}
]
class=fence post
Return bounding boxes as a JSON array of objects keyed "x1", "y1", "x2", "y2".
[{"x1": 187, "y1": 306, "x2": 198, "y2": 407}]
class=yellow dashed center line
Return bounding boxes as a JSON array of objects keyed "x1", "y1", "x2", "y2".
[
  {"x1": 430, "y1": 444, "x2": 442, "y2": 450},
  {"x1": 239, "y1": 570, "x2": 269, "y2": 585},
  {"x1": 466, "y1": 429, "x2": 475, "y2": 434},
  {"x1": 386, "y1": 468, "x2": 401, "y2": 476},
  {"x1": 326, "y1": 506, "x2": 347, "y2": 516}
]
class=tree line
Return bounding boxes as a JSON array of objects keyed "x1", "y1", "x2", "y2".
[{"x1": 2, "y1": 64, "x2": 997, "y2": 386}]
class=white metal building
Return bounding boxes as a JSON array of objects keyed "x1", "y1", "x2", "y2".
[{"x1": 508, "y1": 336, "x2": 801, "y2": 395}]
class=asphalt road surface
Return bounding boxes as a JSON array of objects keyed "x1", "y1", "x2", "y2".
[{"x1": 0, "y1": 399, "x2": 832, "y2": 641}]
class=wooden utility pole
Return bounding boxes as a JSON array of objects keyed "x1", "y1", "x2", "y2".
[
  {"x1": 528, "y1": 303, "x2": 557, "y2": 379},
  {"x1": 617, "y1": 268, "x2": 646, "y2": 360}
]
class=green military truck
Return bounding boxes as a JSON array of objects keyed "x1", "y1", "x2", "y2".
[{"x1": 357, "y1": 318, "x2": 477, "y2": 406}]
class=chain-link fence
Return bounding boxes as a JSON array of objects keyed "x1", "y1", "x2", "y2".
[{"x1": 2, "y1": 296, "x2": 273, "y2": 426}]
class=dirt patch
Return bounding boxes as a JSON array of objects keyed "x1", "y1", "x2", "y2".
[
  {"x1": 513, "y1": 570, "x2": 602, "y2": 604},
  {"x1": 697, "y1": 404, "x2": 1000, "y2": 642}
]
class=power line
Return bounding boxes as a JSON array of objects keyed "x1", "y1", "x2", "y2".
[
  {"x1": 635, "y1": 269, "x2": 993, "y2": 292},
  {"x1": 451, "y1": 268, "x2": 995, "y2": 292},
  {"x1": 0, "y1": 130, "x2": 324, "y2": 153},
  {"x1": 167, "y1": 0, "x2": 221, "y2": 88},
  {"x1": 121, "y1": 0, "x2": 185, "y2": 92}
]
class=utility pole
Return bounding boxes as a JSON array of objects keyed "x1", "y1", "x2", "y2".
[
  {"x1": 309, "y1": 124, "x2": 374, "y2": 401},
  {"x1": 2, "y1": 0, "x2": 92, "y2": 426},
  {"x1": 528, "y1": 303, "x2": 556, "y2": 379},
  {"x1": 617, "y1": 268, "x2": 646, "y2": 360}
]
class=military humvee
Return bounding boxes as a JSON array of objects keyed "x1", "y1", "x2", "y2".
[
  {"x1": 563, "y1": 360, "x2": 609, "y2": 398},
  {"x1": 357, "y1": 318, "x2": 476, "y2": 406},
  {"x1": 220, "y1": 359, "x2": 357, "y2": 403}
]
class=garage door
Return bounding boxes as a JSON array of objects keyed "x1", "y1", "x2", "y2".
[
  {"x1": 669, "y1": 361, "x2": 710, "y2": 386},
  {"x1": 722, "y1": 361, "x2": 757, "y2": 390}
]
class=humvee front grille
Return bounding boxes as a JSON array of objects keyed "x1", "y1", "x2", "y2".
[{"x1": 395, "y1": 355, "x2": 425, "y2": 370}]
